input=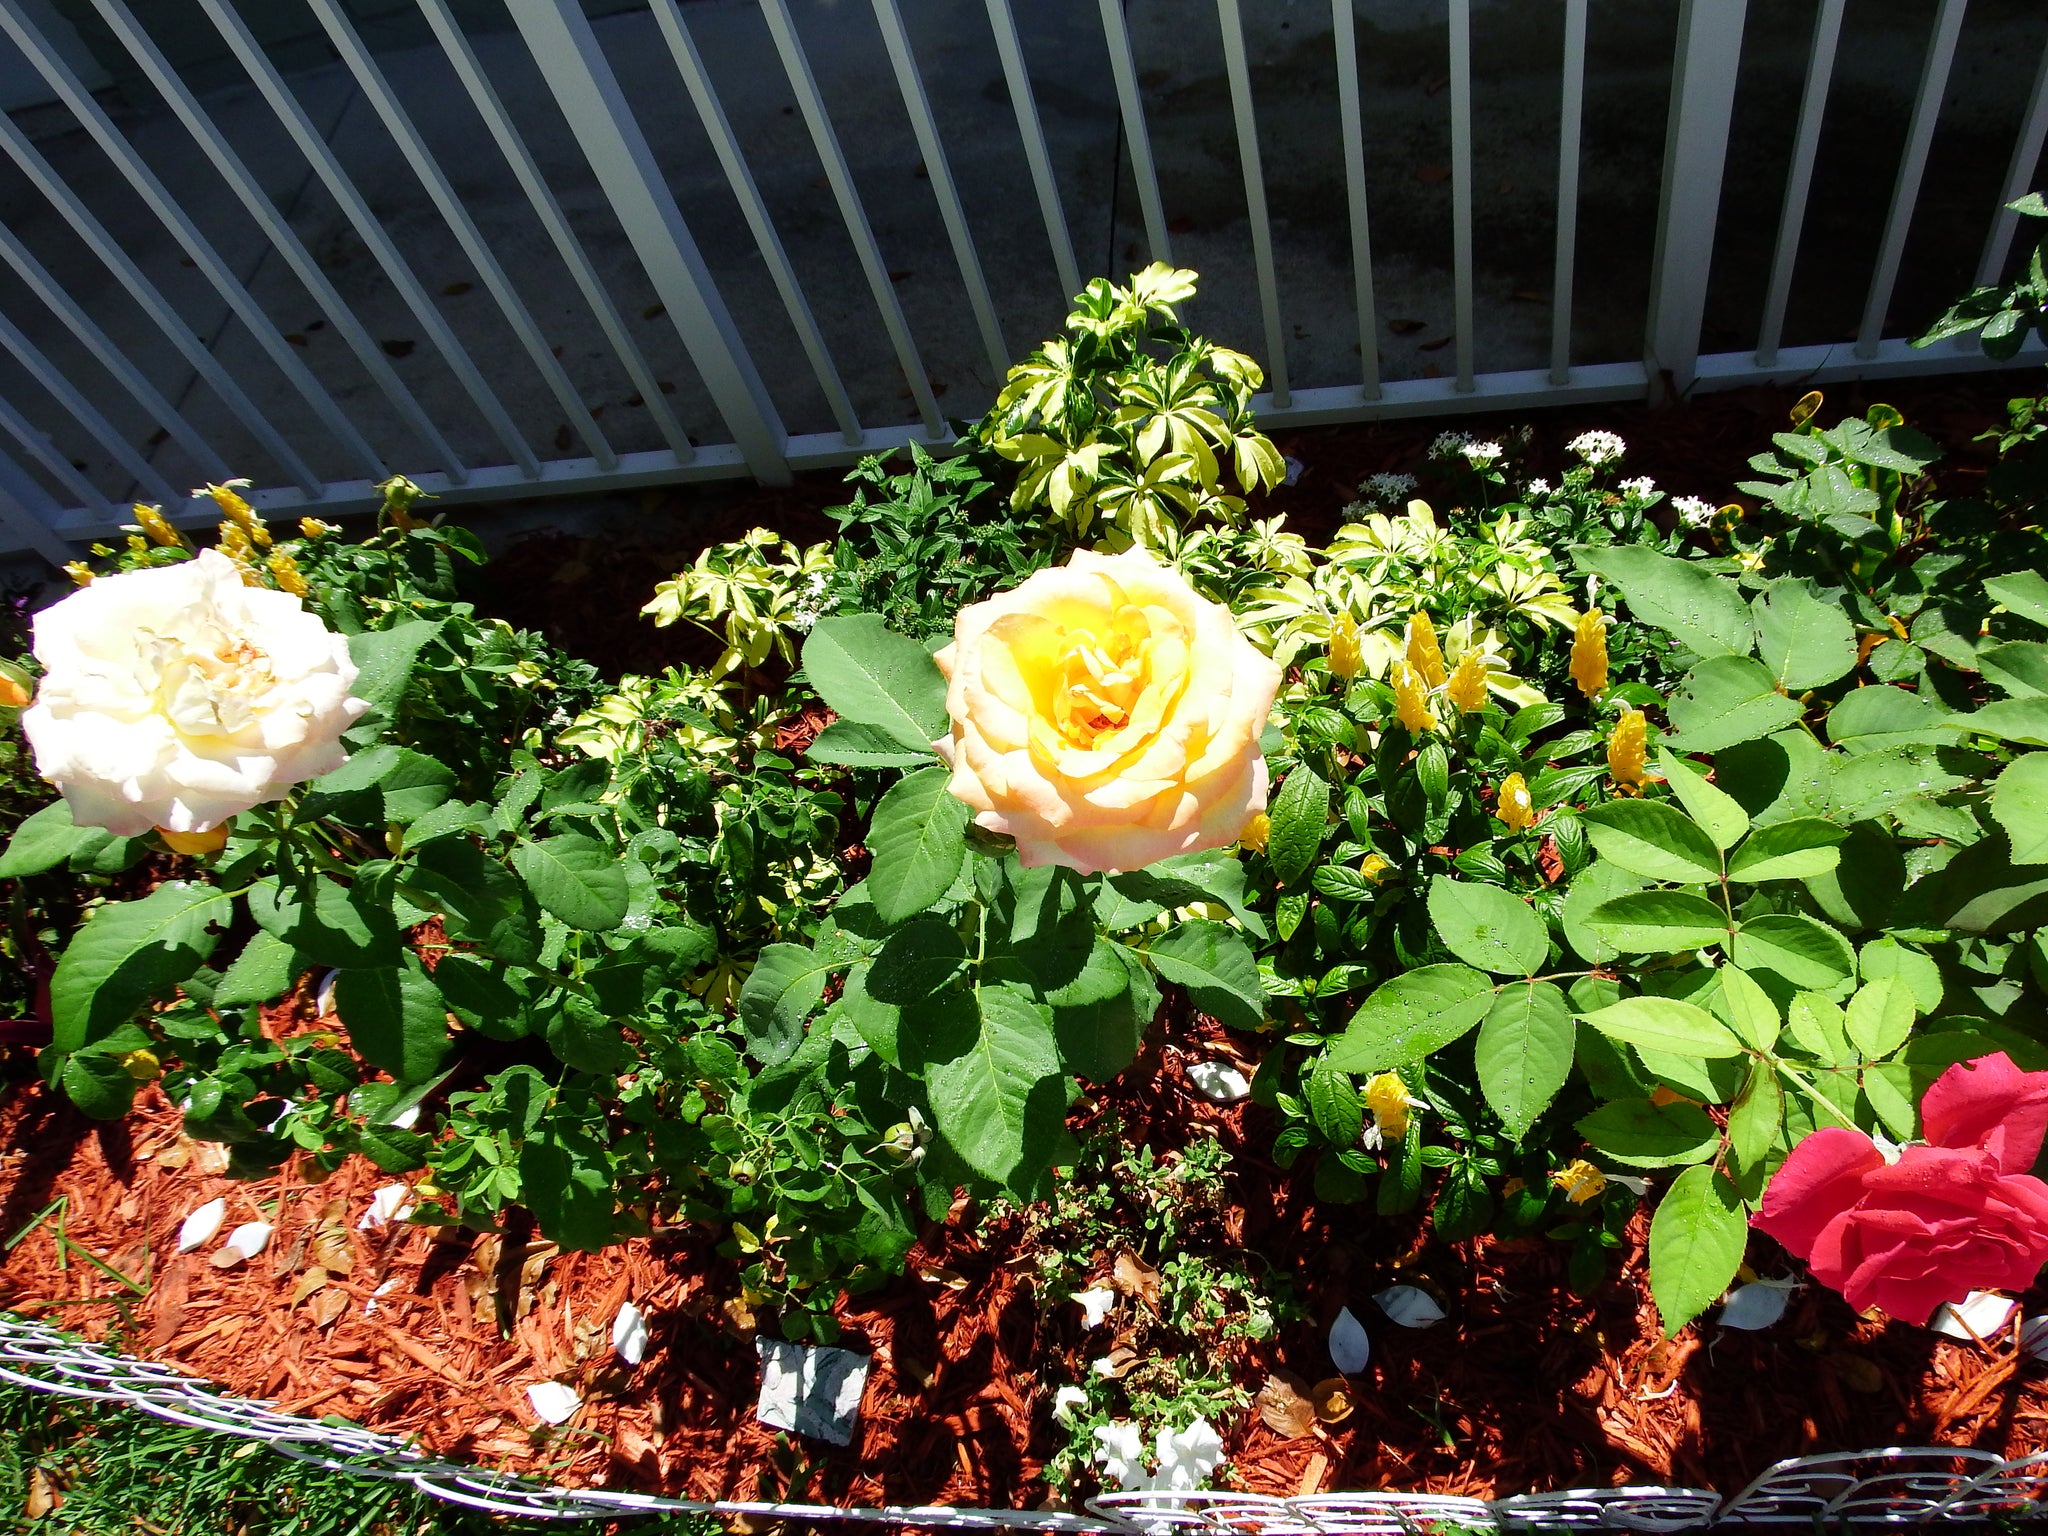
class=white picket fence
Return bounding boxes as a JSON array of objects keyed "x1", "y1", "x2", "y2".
[{"x1": 0, "y1": 0, "x2": 2043, "y2": 563}]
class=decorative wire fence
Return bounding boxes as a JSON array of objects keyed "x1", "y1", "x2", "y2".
[{"x1": 0, "y1": 1313, "x2": 2043, "y2": 1530}]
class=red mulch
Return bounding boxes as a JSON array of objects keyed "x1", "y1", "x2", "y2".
[{"x1": 5, "y1": 375, "x2": 2047, "y2": 1510}]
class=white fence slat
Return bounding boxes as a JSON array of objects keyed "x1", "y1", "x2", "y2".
[
  {"x1": 984, "y1": 0, "x2": 1081, "y2": 303},
  {"x1": 0, "y1": 448, "x2": 74, "y2": 564},
  {"x1": 1549, "y1": 0, "x2": 1587, "y2": 385},
  {"x1": 307, "y1": 0, "x2": 616, "y2": 471},
  {"x1": 1975, "y1": 28, "x2": 2048, "y2": 288},
  {"x1": 0, "y1": 223, "x2": 227, "y2": 480},
  {"x1": 0, "y1": 308, "x2": 180, "y2": 504},
  {"x1": 0, "y1": 4, "x2": 361, "y2": 490},
  {"x1": 0, "y1": 390, "x2": 113, "y2": 515},
  {"x1": 1644, "y1": 0, "x2": 1748, "y2": 394},
  {"x1": 1449, "y1": 0, "x2": 1474, "y2": 392},
  {"x1": 505, "y1": 0, "x2": 792, "y2": 483},
  {"x1": 872, "y1": 0, "x2": 1008, "y2": 381},
  {"x1": 1216, "y1": 0, "x2": 1289, "y2": 408},
  {"x1": 1097, "y1": 0, "x2": 1171, "y2": 264},
  {"x1": 1755, "y1": 0, "x2": 1845, "y2": 367},
  {"x1": 0, "y1": 114, "x2": 316, "y2": 494},
  {"x1": 1331, "y1": 0, "x2": 1380, "y2": 401},
  {"x1": 419, "y1": 0, "x2": 693, "y2": 461},
  {"x1": 191, "y1": 0, "x2": 539, "y2": 477},
  {"x1": 1854, "y1": 0, "x2": 1969, "y2": 360},
  {"x1": 85, "y1": 0, "x2": 466, "y2": 484},
  {"x1": 645, "y1": 0, "x2": 858, "y2": 445},
  {"x1": 755, "y1": 0, "x2": 946, "y2": 440}
]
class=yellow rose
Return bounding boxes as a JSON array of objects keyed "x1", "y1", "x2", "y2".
[{"x1": 935, "y1": 547, "x2": 1282, "y2": 874}]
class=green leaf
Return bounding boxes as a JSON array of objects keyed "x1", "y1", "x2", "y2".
[
  {"x1": 1978, "y1": 642, "x2": 2048, "y2": 699},
  {"x1": 1717, "y1": 965, "x2": 1781, "y2": 1051},
  {"x1": 866, "y1": 765, "x2": 971, "y2": 925},
  {"x1": 1327, "y1": 964, "x2": 1495, "y2": 1072},
  {"x1": 1844, "y1": 974, "x2": 1914, "y2": 1060},
  {"x1": 334, "y1": 955, "x2": 448, "y2": 1083},
  {"x1": 213, "y1": 930, "x2": 303, "y2": 1009},
  {"x1": 1665, "y1": 656, "x2": 1804, "y2": 753},
  {"x1": 868, "y1": 917, "x2": 970, "y2": 1004},
  {"x1": 249, "y1": 874, "x2": 405, "y2": 970},
  {"x1": 1752, "y1": 581, "x2": 1856, "y2": 690},
  {"x1": 1992, "y1": 755, "x2": 2048, "y2": 863},
  {"x1": 1727, "y1": 1059, "x2": 1784, "y2": 1176},
  {"x1": 923, "y1": 983, "x2": 1062, "y2": 1185},
  {"x1": 402, "y1": 840, "x2": 540, "y2": 965},
  {"x1": 511, "y1": 833, "x2": 629, "y2": 932},
  {"x1": 347, "y1": 619, "x2": 442, "y2": 718},
  {"x1": 1829, "y1": 746, "x2": 1965, "y2": 820},
  {"x1": 1585, "y1": 890, "x2": 1729, "y2": 954},
  {"x1": 1730, "y1": 913, "x2": 1854, "y2": 988},
  {"x1": 0, "y1": 799, "x2": 93, "y2": 879},
  {"x1": 300, "y1": 745, "x2": 454, "y2": 825},
  {"x1": 1577, "y1": 1098, "x2": 1721, "y2": 1168},
  {"x1": 51, "y1": 883, "x2": 230, "y2": 1053},
  {"x1": 1827, "y1": 685, "x2": 1954, "y2": 747},
  {"x1": 1956, "y1": 698, "x2": 2048, "y2": 748},
  {"x1": 433, "y1": 953, "x2": 527, "y2": 1038},
  {"x1": 1784, "y1": 990, "x2": 1854, "y2": 1069},
  {"x1": 1656, "y1": 749, "x2": 1750, "y2": 851},
  {"x1": 541, "y1": 994, "x2": 630, "y2": 1076},
  {"x1": 1572, "y1": 546, "x2": 1753, "y2": 657},
  {"x1": 1146, "y1": 919, "x2": 1264, "y2": 1030},
  {"x1": 520, "y1": 1130, "x2": 616, "y2": 1251},
  {"x1": 806, "y1": 719, "x2": 937, "y2": 768},
  {"x1": 1561, "y1": 860, "x2": 1647, "y2": 964},
  {"x1": 1727, "y1": 817, "x2": 1847, "y2": 882},
  {"x1": 802, "y1": 615, "x2": 949, "y2": 753},
  {"x1": 60, "y1": 1050, "x2": 142, "y2": 1121},
  {"x1": 1579, "y1": 801, "x2": 1722, "y2": 883},
  {"x1": 1307, "y1": 1055, "x2": 1362, "y2": 1145},
  {"x1": 1987, "y1": 569, "x2": 2048, "y2": 633},
  {"x1": 737, "y1": 937, "x2": 854, "y2": 1066},
  {"x1": 1266, "y1": 762, "x2": 1330, "y2": 886},
  {"x1": 1648, "y1": 1165, "x2": 1747, "y2": 1336},
  {"x1": 1578, "y1": 995, "x2": 1744, "y2": 1058},
  {"x1": 1857, "y1": 936, "x2": 1943, "y2": 1013},
  {"x1": 1426, "y1": 876, "x2": 1548, "y2": 975},
  {"x1": 1475, "y1": 981, "x2": 1574, "y2": 1142}
]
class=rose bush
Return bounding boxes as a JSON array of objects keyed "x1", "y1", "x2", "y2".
[
  {"x1": 1753, "y1": 1054, "x2": 2048, "y2": 1322},
  {"x1": 935, "y1": 546, "x2": 1281, "y2": 873},
  {"x1": 22, "y1": 548, "x2": 363, "y2": 835}
]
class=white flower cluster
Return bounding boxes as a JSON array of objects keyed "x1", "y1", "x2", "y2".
[
  {"x1": 1672, "y1": 495, "x2": 1718, "y2": 528},
  {"x1": 1568, "y1": 429, "x2": 1625, "y2": 465},
  {"x1": 788, "y1": 568, "x2": 831, "y2": 633},
  {"x1": 1093, "y1": 1418, "x2": 1225, "y2": 1492},
  {"x1": 1427, "y1": 430, "x2": 1473, "y2": 460},
  {"x1": 1361, "y1": 471, "x2": 1419, "y2": 505},
  {"x1": 1461, "y1": 440, "x2": 1504, "y2": 468},
  {"x1": 1524, "y1": 478, "x2": 1552, "y2": 499},
  {"x1": 1619, "y1": 476, "x2": 1659, "y2": 499}
]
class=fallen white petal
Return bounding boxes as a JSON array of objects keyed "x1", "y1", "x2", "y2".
[
  {"x1": 314, "y1": 970, "x2": 338, "y2": 1018},
  {"x1": 1185, "y1": 1061, "x2": 1251, "y2": 1102},
  {"x1": 1053, "y1": 1384, "x2": 1088, "y2": 1424},
  {"x1": 1719, "y1": 1282, "x2": 1792, "y2": 1332},
  {"x1": 388, "y1": 1103, "x2": 422, "y2": 1131},
  {"x1": 1329, "y1": 1306, "x2": 1371, "y2": 1374},
  {"x1": 1074, "y1": 1285, "x2": 1117, "y2": 1330},
  {"x1": 613, "y1": 1301, "x2": 648, "y2": 1365},
  {"x1": 1373, "y1": 1284, "x2": 1446, "y2": 1329},
  {"x1": 1610, "y1": 1175, "x2": 1650, "y2": 1197},
  {"x1": 222, "y1": 1221, "x2": 272, "y2": 1261},
  {"x1": 1931, "y1": 1291, "x2": 2016, "y2": 1342},
  {"x1": 363, "y1": 1277, "x2": 400, "y2": 1316},
  {"x1": 358, "y1": 1183, "x2": 415, "y2": 1231},
  {"x1": 527, "y1": 1381, "x2": 581, "y2": 1425},
  {"x1": 2021, "y1": 1315, "x2": 2048, "y2": 1361},
  {"x1": 176, "y1": 1199, "x2": 226, "y2": 1254}
]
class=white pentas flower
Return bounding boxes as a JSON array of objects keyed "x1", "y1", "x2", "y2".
[
  {"x1": 1363, "y1": 472, "x2": 1418, "y2": 505},
  {"x1": 1619, "y1": 476, "x2": 1659, "y2": 499},
  {"x1": 1671, "y1": 495, "x2": 1717, "y2": 527},
  {"x1": 1567, "y1": 430, "x2": 1625, "y2": 465},
  {"x1": 1428, "y1": 430, "x2": 1472, "y2": 461},
  {"x1": 1460, "y1": 440, "x2": 1504, "y2": 468},
  {"x1": 22, "y1": 549, "x2": 365, "y2": 836},
  {"x1": 1524, "y1": 478, "x2": 1551, "y2": 498}
]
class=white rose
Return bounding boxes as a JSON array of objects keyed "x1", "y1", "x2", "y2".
[{"x1": 22, "y1": 549, "x2": 366, "y2": 835}]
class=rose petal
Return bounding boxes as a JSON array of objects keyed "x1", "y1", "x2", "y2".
[
  {"x1": 526, "y1": 1381, "x2": 581, "y2": 1425},
  {"x1": 1752, "y1": 1126, "x2": 1884, "y2": 1259},
  {"x1": 1931, "y1": 1291, "x2": 2017, "y2": 1342},
  {"x1": 1719, "y1": 1281, "x2": 1794, "y2": 1331},
  {"x1": 1372, "y1": 1284, "x2": 1446, "y2": 1328},
  {"x1": 1185, "y1": 1061, "x2": 1250, "y2": 1102},
  {"x1": 176, "y1": 1198, "x2": 226, "y2": 1254},
  {"x1": 222, "y1": 1221, "x2": 272, "y2": 1261},
  {"x1": 1328, "y1": 1306, "x2": 1371, "y2": 1374},
  {"x1": 613, "y1": 1301, "x2": 648, "y2": 1366},
  {"x1": 1920, "y1": 1053, "x2": 2048, "y2": 1174}
]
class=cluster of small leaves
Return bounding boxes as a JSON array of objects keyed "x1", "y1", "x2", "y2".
[
  {"x1": 1917, "y1": 192, "x2": 2048, "y2": 362},
  {"x1": 971, "y1": 264, "x2": 1285, "y2": 549}
]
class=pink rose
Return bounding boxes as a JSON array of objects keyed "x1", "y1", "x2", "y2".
[
  {"x1": 934, "y1": 548, "x2": 1281, "y2": 874},
  {"x1": 1753, "y1": 1052, "x2": 2048, "y2": 1323}
]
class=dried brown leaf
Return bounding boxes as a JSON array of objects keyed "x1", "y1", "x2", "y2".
[
  {"x1": 289, "y1": 1267, "x2": 329, "y2": 1306},
  {"x1": 309, "y1": 1289, "x2": 349, "y2": 1328},
  {"x1": 1111, "y1": 1251, "x2": 1161, "y2": 1311},
  {"x1": 24, "y1": 1467, "x2": 59, "y2": 1518},
  {"x1": 1832, "y1": 1353, "x2": 1885, "y2": 1394},
  {"x1": 1256, "y1": 1373, "x2": 1316, "y2": 1439}
]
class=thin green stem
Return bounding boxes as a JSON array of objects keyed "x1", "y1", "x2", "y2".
[{"x1": 1775, "y1": 1058, "x2": 1857, "y2": 1131}]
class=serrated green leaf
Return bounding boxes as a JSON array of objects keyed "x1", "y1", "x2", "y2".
[
  {"x1": 1992, "y1": 755, "x2": 2048, "y2": 863},
  {"x1": 51, "y1": 883, "x2": 230, "y2": 1054},
  {"x1": 1727, "y1": 1059, "x2": 1784, "y2": 1176},
  {"x1": 334, "y1": 954, "x2": 447, "y2": 1082},
  {"x1": 737, "y1": 937, "x2": 855, "y2": 1066},
  {"x1": 1752, "y1": 580, "x2": 1856, "y2": 690},
  {"x1": 1728, "y1": 817, "x2": 1847, "y2": 881},
  {"x1": 1649, "y1": 1165, "x2": 1747, "y2": 1336},
  {"x1": 806, "y1": 719, "x2": 938, "y2": 769},
  {"x1": 0, "y1": 799, "x2": 93, "y2": 879},
  {"x1": 1844, "y1": 974, "x2": 1914, "y2": 1060},
  {"x1": 1426, "y1": 875, "x2": 1548, "y2": 975},
  {"x1": 1585, "y1": 890, "x2": 1729, "y2": 953},
  {"x1": 868, "y1": 917, "x2": 970, "y2": 1004},
  {"x1": 1577, "y1": 1097, "x2": 1721, "y2": 1168},
  {"x1": 866, "y1": 765, "x2": 971, "y2": 924},
  {"x1": 511, "y1": 833, "x2": 629, "y2": 931},
  {"x1": 1307, "y1": 1055, "x2": 1362, "y2": 1145},
  {"x1": 1987, "y1": 570, "x2": 2048, "y2": 632},
  {"x1": 1579, "y1": 995, "x2": 1744, "y2": 1058},
  {"x1": 347, "y1": 619, "x2": 442, "y2": 718},
  {"x1": 1717, "y1": 965, "x2": 1780, "y2": 1051},
  {"x1": 1730, "y1": 913, "x2": 1854, "y2": 988},
  {"x1": 924, "y1": 983, "x2": 1062, "y2": 1185},
  {"x1": 1572, "y1": 546, "x2": 1753, "y2": 657},
  {"x1": 1475, "y1": 981, "x2": 1573, "y2": 1142},
  {"x1": 1956, "y1": 697, "x2": 2048, "y2": 748},
  {"x1": 1666, "y1": 656, "x2": 1804, "y2": 753},
  {"x1": 1327, "y1": 964, "x2": 1495, "y2": 1073},
  {"x1": 1146, "y1": 919, "x2": 1263, "y2": 1029},
  {"x1": 1579, "y1": 800, "x2": 1722, "y2": 883},
  {"x1": 1267, "y1": 762, "x2": 1330, "y2": 886},
  {"x1": 802, "y1": 615, "x2": 949, "y2": 752},
  {"x1": 1656, "y1": 749, "x2": 1750, "y2": 850},
  {"x1": 213, "y1": 930, "x2": 303, "y2": 1009}
]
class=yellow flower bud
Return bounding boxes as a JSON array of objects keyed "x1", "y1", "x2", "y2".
[
  {"x1": 157, "y1": 825, "x2": 229, "y2": 856},
  {"x1": 63, "y1": 562, "x2": 94, "y2": 587},
  {"x1": 134, "y1": 503, "x2": 184, "y2": 548},
  {"x1": 1327, "y1": 610, "x2": 1363, "y2": 681},
  {"x1": 1551, "y1": 1158, "x2": 1607, "y2": 1204},
  {"x1": 1364, "y1": 1071, "x2": 1417, "y2": 1145},
  {"x1": 1358, "y1": 852, "x2": 1390, "y2": 883},
  {"x1": 1608, "y1": 708, "x2": 1647, "y2": 788},
  {"x1": 0, "y1": 675, "x2": 29, "y2": 709},
  {"x1": 1239, "y1": 812, "x2": 1271, "y2": 853},
  {"x1": 1392, "y1": 660, "x2": 1433, "y2": 734},
  {"x1": 217, "y1": 521, "x2": 252, "y2": 560},
  {"x1": 1445, "y1": 648, "x2": 1489, "y2": 712},
  {"x1": 267, "y1": 551, "x2": 310, "y2": 598},
  {"x1": 125, "y1": 534, "x2": 148, "y2": 556},
  {"x1": 1569, "y1": 609, "x2": 1608, "y2": 700},
  {"x1": 1405, "y1": 611, "x2": 1446, "y2": 689},
  {"x1": 300, "y1": 517, "x2": 339, "y2": 539},
  {"x1": 118, "y1": 1048, "x2": 160, "y2": 1082},
  {"x1": 199, "y1": 480, "x2": 269, "y2": 545},
  {"x1": 1496, "y1": 771, "x2": 1534, "y2": 833}
]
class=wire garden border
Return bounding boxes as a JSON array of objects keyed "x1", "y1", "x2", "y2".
[{"x1": 0, "y1": 1313, "x2": 2046, "y2": 1529}]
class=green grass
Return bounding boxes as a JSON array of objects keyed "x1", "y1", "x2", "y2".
[{"x1": 0, "y1": 1383, "x2": 720, "y2": 1535}]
